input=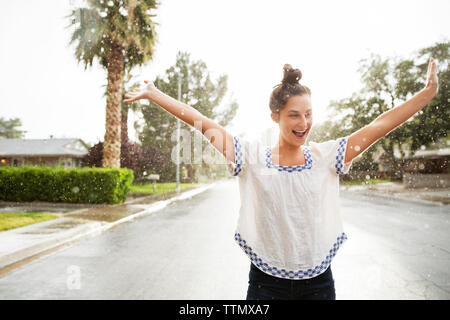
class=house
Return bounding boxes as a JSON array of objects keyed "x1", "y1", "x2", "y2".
[
  {"x1": 372, "y1": 143, "x2": 450, "y2": 174},
  {"x1": 0, "y1": 138, "x2": 89, "y2": 168},
  {"x1": 404, "y1": 148, "x2": 450, "y2": 174},
  {"x1": 403, "y1": 148, "x2": 450, "y2": 188}
]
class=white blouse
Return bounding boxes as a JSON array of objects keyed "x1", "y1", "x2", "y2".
[{"x1": 228, "y1": 136, "x2": 353, "y2": 279}]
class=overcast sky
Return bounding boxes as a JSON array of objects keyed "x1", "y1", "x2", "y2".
[{"x1": 0, "y1": 0, "x2": 448, "y2": 145}]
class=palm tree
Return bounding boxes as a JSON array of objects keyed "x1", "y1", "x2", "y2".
[{"x1": 67, "y1": 0, "x2": 158, "y2": 168}]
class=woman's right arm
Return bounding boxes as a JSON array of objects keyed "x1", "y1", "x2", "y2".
[{"x1": 123, "y1": 80, "x2": 236, "y2": 163}]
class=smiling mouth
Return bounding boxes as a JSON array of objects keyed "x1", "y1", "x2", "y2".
[{"x1": 292, "y1": 129, "x2": 308, "y2": 139}]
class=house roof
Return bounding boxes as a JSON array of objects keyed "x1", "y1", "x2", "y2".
[
  {"x1": 412, "y1": 148, "x2": 450, "y2": 159},
  {"x1": 0, "y1": 138, "x2": 89, "y2": 157}
]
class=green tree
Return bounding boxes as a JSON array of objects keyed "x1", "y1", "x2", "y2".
[
  {"x1": 67, "y1": 0, "x2": 158, "y2": 168},
  {"x1": 314, "y1": 41, "x2": 449, "y2": 178},
  {"x1": 396, "y1": 41, "x2": 450, "y2": 152},
  {"x1": 0, "y1": 117, "x2": 25, "y2": 139},
  {"x1": 137, "y1": 51, "x2": 238, "y2": 181}
]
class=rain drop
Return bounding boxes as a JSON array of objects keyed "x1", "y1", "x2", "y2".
[
  {"x1": 365, "y1": 175, "x2": 370, "y2": 179},
  {"x1": 72, "y1": 186, "x2": 80, "y2": 193},
  {"x1": 354, "y1": 145, "x2": 361, "y2": 152}
]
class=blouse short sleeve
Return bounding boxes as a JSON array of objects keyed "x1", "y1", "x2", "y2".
[
  {"x1": 227, "y1": 135, "x2": 249, "y2": 177},
  {"x1": 309, "y1": 136, "x2": 353, "y2": 175}
]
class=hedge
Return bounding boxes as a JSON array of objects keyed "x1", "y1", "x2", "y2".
[{"x1": 0, "y1": 166, "x2": 134, "y2": 204}]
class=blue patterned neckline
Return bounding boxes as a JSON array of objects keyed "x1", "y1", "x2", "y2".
[{"x1": 265, "y1": 145, "x2": 313, "y2": 172}]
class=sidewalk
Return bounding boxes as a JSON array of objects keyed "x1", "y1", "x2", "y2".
[
  {"x1": 340, "y1": 182, "x2": 450, "y2": 206},
  {"x1": 0, "y1": 183, "x2": 215, "y2": 276}
]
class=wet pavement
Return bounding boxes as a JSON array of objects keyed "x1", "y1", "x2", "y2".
[
  {"x1": 0, "y1": 180, "x2": 247, "y2": 299},
  {"x1": 0, "y1": 201, "x2": 103, "y2": 214},
  {"x1": 341, "y1": 182, "x2": 450, "y2": 205},
  {"x1": 337, "y1": 191, "x2": 450, "y2": 299},
  {"x1": 0, "y1": 179, "x2": 448, "y2": 299},
  {"x1": 0, "y1": 184, "x2": 215, "y2": 275}
]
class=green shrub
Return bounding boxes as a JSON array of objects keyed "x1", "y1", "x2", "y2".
[{"x1": 0, "y1": 166, "x2": 134, "y2": 204}]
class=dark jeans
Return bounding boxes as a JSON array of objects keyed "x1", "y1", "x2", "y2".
[{"x1": 246, "y1": 263, "x2": 336, "y2": 300}]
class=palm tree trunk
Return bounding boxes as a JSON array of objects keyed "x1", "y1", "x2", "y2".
[
  {"x1": 121, "y1": 104, "x2": 129, "y2": 144},
  {"x1": 103, "y1": 42, "x2": 124, "y2": 168}
]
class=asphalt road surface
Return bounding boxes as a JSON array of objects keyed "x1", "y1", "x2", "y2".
[{"x1": 0, "y1": 179, "x2": 448, "y2": 299}]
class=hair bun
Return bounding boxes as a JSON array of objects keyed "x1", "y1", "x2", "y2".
[{"x1": 281, "y1": 64, "x2": 302, "y2": 85}]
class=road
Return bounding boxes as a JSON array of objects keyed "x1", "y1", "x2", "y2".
[
  {"x1": 336, "y1": 191, "x2": 450, "y2": 299},
  {"x1": 0, "y1": 179, "x2": 448, "y2": 299}
]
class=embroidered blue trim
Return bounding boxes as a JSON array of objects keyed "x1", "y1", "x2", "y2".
[
  {"x1": 232, "y1": 136, "x2": 244, "y2": 176},
  {"x1": 335, "y1": 137, "x2": 349, "y2": 175},
  {"x1": 265, "y1": 146, "x2": 313, "y2": 172},
  {"x1": 234, "y1": 232, "x2": 347, "y2": 279}
]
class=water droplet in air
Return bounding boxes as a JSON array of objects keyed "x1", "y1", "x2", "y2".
[
  {"x1": 354, "y1": 145, "x2": 361, "y2": 152},
  {"x1": 365, "y1": 175, "x2": 370, "y2": 179}
]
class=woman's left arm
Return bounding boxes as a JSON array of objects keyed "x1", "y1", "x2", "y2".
[{"x1": 345, "y1": 57, "x2": 440, "y2": 163}]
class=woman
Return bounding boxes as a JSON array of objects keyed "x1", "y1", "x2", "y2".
[{"x1": 123, "y1": 58, "x2": 439, "y2": 300}]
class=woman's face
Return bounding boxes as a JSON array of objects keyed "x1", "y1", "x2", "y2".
[{"x1": 271, "y1": 94, "x2": 313, "y2": 147}]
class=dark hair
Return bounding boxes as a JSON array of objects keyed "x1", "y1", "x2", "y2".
[{"x1": 269, "y1": 64, "x2": 311, "y2": 114}]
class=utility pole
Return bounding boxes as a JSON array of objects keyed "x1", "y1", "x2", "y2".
[{"x1": 176, "y1": 75, "x2": 181, "y2": 193}]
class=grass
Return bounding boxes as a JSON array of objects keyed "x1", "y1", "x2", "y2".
[
  {"x1": 130, "y1": 182, "x2": 198, "y2": 195},
  {"x1": 340, "y1": 178, "x2": 398, "y2": 186},
  {"x1": 0, "y1": 212, "x2": 59, "y2": 232}
]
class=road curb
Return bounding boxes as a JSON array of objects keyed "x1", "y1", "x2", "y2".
[
  {"x1": 0, "y1": 218, "x2": 105, "y2": 274},
  {"x1": 0, "y1": 183, "x2": 216, "y2": 276}
]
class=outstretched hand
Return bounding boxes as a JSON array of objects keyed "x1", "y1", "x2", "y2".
[
  {"x1": 123, "y1": 80, "x2": 156, "y2": 103},
  {"x1": 425, "y1": 57, "x2": 439, "y2": 97}
]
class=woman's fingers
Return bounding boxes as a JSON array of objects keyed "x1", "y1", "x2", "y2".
[
  {"x1": 425, "y1": 57, "x2": 439, "y2": 96},
  {"x1": 432, "y1": 59, "x2": 437, "y2": 74},
  {"x1": 124, "y1": 95, "x2": 139, "y2": 102},
  {"x1": 123, "y1": 80, "x2": 152, "y2": 103},
  {"x1": 427, "y1": 58, "x2": 436, "y2": 79},
  {"x1": 123, "y1": 92, "x2": 138, "y2": 103},
  {"x1": 431, "y1": 58, "x2": 437, "y2": 72}
]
